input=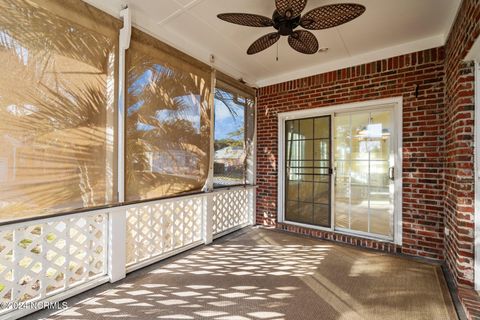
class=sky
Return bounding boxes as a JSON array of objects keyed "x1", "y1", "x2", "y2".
[{"x1": 214, "y1": 97, "x2": 244, "y2": 141}]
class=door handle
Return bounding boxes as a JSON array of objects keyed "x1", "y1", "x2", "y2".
[{"x1": 389, "y1": 167, "x2": 395, "y2": 181}]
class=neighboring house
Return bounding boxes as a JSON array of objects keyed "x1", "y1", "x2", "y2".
[
  {"x1": 150, "y1": 149, "x2": 200, "y2": 176},
  {"x1": 214, "y1": 146, "x2": 245, "y2": 168}
]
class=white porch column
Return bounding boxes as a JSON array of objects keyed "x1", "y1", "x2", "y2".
[
  {"x1": 203, "y1": 195, "x2": 214, "y2": 245},
  {"x1": 117, "y1": 7, "x2": 131, "y2": 203},
  {"x1": 108, "y1": 208, "x2": 127, "y2": 282},
  {"x1": 203, "y1": 69, "x2": 217, "y2": 245}
]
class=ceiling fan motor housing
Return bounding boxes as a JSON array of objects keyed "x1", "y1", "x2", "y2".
[{"x1": 272, "y1": 10, "x2": 300, "y2": 36}]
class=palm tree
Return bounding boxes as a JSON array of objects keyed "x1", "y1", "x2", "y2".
[
  {"x1": 125, "y1": 50, "x2": 212, "y2": 200},
  {"x1": 0, "y1": 0, "x2": 116, "y2": 219}
]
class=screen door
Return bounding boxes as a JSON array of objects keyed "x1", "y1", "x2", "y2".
[{"x1": 285, "y1": 116, "x2": 331, "y2": 227}]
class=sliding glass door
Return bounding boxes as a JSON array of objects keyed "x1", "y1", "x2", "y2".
[
  {"x1": 282, "y1": 106, "x2": 396, "y2": 240},
  {"x1": 334, "y1": 109, "x2": 394, "y2": 239},
  {"x1": 285, "y1": 116, "x2": 331, "y2": 227}
]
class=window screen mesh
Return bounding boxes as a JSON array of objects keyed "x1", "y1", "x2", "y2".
[
  {"x1": 0, "y1": 0, "x2": 254, "y2": 219},
  {"x1": 125, "y1": 31, "x2": 212, "y2": 201},
  {"x1": 0, "y1": 0, "x2": 119, "y2": 222},
  {"x1": 214, "y1": 81, "x2": 255, "y2": 187}
]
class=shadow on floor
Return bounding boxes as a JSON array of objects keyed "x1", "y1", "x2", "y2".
[{"x1": 24, "y1": 227, "x2": 458, "y2": 320}]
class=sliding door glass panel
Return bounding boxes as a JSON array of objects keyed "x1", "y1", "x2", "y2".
[
  {"x1": 298, "y1": 202, "x2": 314, "y2": 224},
  {"x1": 351, "y1": 113, "x2": 370, "y2": 161},
  {"x1": 369, "y1": 111, "x2": 391, "y2": 161},
  {"x1": 315, "y1": 117, "x2": 330, "y2": 139},
  {"x1": 335, "y1": 115, "x2": 351, "y2": 161},
  {"x1": 370, "y1": 187, "x2": 392, "y2": 235},
  {"x1": 314, "y1": 140, "x2": 329, "y2": 160},
  {"x1": 314, "y1": 204, "x2": 329, "y2": 226},
  {"x1": 304, "y1": 140, "x2": 314, "y2": 160},
  {"x1": 299, "y1": 118, "x2": 314, "y2": 139},
  {"x1": 299, "y1": 180, "x2": 314, "y2": 202},
  {"x1": 285, "y1": 116, "x2": 331, "y2": 227},
  {"x1": 351, "y1": 161, "x2": 369, "y2": 232},
  {"x1": 334, "y1": 161, "x2": 350, "y2": 229},
  {"x1": 334, "y1": 114, "x2": 350, "y2": 229},
  {"x1": 286, "y1": 200, "x2": 300, "y2": 222},
  {"x1": 334, "y1": 109, "x2": 394, "y2": 238},
  {"x1": 287, "y1": 179, "x2": 299, "y2": 200},
  {"x1": 369, "y1": 111, "x2": 393, "y2": 236},
  {"x1": 314, "y1": 182, "x2": 329, "y2": 203},
  {"x1": 335, "y1": 183, "x2": 350, "y2": 228}
]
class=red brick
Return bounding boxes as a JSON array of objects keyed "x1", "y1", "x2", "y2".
[{"x1": 256, "y1": 0, "x2": 480, "y2": 318}]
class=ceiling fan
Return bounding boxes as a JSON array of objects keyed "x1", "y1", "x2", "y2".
[{"x1": 217, "y1": 0, "x2": 365, "y2": 55}]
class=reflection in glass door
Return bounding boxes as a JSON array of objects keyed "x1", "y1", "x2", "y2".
[
  {"x1": 334, "y1": 109, "x2": 394, "y2": 238},
  {"x1": 285, "y1": 116, "x2": 331, "y2": 227}
]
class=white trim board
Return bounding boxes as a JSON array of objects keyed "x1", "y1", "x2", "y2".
[{"x1": 277, "y1": 97, "x2": 403, "y2": 245}]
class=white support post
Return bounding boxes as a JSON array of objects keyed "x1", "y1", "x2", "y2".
[
  {"x1": 249, "y1": 96, "x2": 257, "y2": 226},
  {"x1": 108, "y1": 208, "x2": 127, "y2": 282},
  {"x1": 205, "y1": 69, "x2": 216, "y2": 193},
  {"x1": 117, "y1": 7, "x2": 131, "y2": 203},
  {"x1": 203, "y1": 195, "x2": 214, "y2": 245},
  {"x1": 249, "y1": 188, "x2": 256, "y2": 226},
  {"x1": 246, "y1": 96, "x2": 257, "y2": 186},
  {"x1": 202, "y1": 69, "x2": 216, "y2": 244}
]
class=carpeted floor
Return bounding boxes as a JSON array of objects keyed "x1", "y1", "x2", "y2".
[{"x1": 25, "y1": 228, "x2": 458, "y2": 320}]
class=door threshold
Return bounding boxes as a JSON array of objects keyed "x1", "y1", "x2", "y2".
[{"x1": 281, "y1": 220, "x2": 395, "y2": 244}]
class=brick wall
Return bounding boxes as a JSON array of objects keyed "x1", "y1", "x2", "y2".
[
  {"x1": 444, "y1": 0, "x2": 480, "y2": 289},
  {"x1": 255, "y1": 0, "x2": 480, "y2": 317},
  {"x1": 443, "y1": 0, "x2": 480, "y2": 318},
  {"x1": 257, "y1": 47, "x2": 446, "y2": 260}
]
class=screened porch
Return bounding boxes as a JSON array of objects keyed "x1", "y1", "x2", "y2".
[{"x1": 0, "y1": 0, "x2": 478, "y2": 319}]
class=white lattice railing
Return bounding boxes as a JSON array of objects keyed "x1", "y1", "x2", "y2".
[
  {"x1": 125, "y1": 186, "x2": 255, "y2": 272},
  {"x1": 0, "y1": 186, "x2": 255, "y2": 319},
  {"x1": 125, "y1": 195, "x2": 205, "y2": 271},
  {"x1": 212, "y1": 187, "x2": 254, "y2": 237},
  {"x1": 0, "y1": 211, "x2": 109, "y2": 318}
]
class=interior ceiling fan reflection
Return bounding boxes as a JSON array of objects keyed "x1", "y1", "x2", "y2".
[{"x1": 217, "y1": 0, "x2": 365, "y2": 55}]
